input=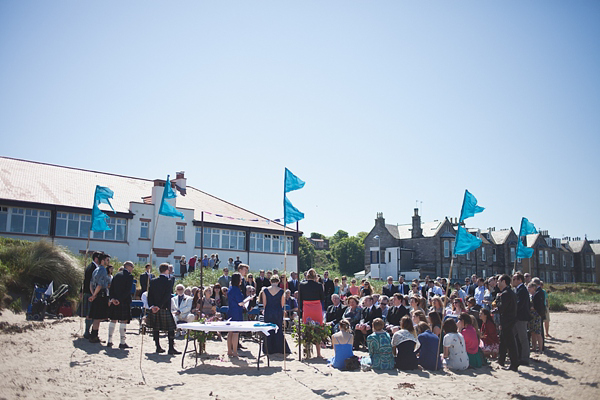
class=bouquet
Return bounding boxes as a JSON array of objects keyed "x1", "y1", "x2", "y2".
[{"x1": 292, "y1": 318, "x2": 332, "y2": 358}]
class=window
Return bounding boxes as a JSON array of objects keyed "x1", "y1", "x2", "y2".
[
  {"x1": 444, "y1": 240, "x2": 450, "y2": 258},
  {"x1": 0, "y1": 206, "x2": 7, "y2": 231},
  {"x1": 264, "y1": 234, "x2": 272, "y2": 252},
  {"x1": 221, "y1": 230, "x2": 246, "y2": 250},
  {"x1": 466, "y1": 251, "x2": 470, "y2": 261},
  {"x1": 272, "y1": 235, "x2": 280, "y2": 253},
  {"x1": 370, "y1": 250, "x2": 379, "y2": 264},
  {"x1": 250, "y1": 233, "x2": 264, "y2": 252},
  {"x1": 551, "y1": 253, "x2": 555, "y2": 266},
  {"x1": 492, "y1": 248, "x2": 497, "y2": 262},
  {"x1": 562, "y1": 254, "x2": 566, "y2": 267},
  {"x1": 1, "y1": 207, "x2": 50, "y2": 235},
  {"x1": 177, "y1": 225, "x2": 185, "y2": 242},
  {"x1": 10, "y1": 208, "x2": 24, "y2": 232},
  {"x1": 195, "y1": 227, "x2": 202, "y2": 247},
  {"x1": 451, "y1": 240, "x2": 456, "y2": 258},
  {"x1": 571, "y1": 256, "x2": 574, "y2": 268},
  {"x1": 592, "y1": 255, "x2": 596, "y2": 269},
  {"x1": 140, "y1": 221, "x2": 149, "y2": 239},
  {"x1": 539, "y1": 250, "x2": 544, "y2": 264},
  {"x1": 61, "y1": 213, "x2": 126, "y2": 241},
  {"x1": 510, "y1": 247, "x2": 516, "y2": 263},
  {"x1": 545, "y1": 250, "x2": 549, "y2": 265},
  {"x1": 564, "y1": 272, "x2": 569, "y2": 283},
  {"x1": 482, "y1": 247, "x2": 486, "y2": 261},
  {"x1": 203, "y1": 228, "x2": 220, "y2": 248},
  {"x1": 139, "y1": 256, "x2": 148, "y2": 263}
]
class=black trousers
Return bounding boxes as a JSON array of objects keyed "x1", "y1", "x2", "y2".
[{"x1": 499, "y1": 322, "x2": 519, "y2": 367}]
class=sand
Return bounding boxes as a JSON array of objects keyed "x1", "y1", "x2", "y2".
[{"x1": 1, "y1": 305, "x2": 599, "y2": 400}]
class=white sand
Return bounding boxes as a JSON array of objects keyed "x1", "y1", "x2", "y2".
[{"x1": 1, "y1": 305, "x2": 599, "y2": 400}]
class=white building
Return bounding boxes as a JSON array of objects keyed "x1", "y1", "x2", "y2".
[{"x1": 0, "y1": 157, "x2": 300, "y2": 274}]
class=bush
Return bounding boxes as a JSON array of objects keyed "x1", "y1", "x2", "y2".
[
  {"x1": 548, "y1": 292, "x2": 568, "y2": 311},
  {"x1": 9, "y1": 297, "x2": 22, "y2": 314}
]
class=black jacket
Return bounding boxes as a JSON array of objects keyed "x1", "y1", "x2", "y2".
[
  {"x1": 287, "y1": 279, "x2": 299, "y2": 295},
  {"x1": 382, "y1": 284, "x2": 398, "y2": 297},
  {"x1": 397, "y1": 283, "x2": 410, "y2": 296},
  {"x1": 360, "y1": 305, "x2": 383, "y2": 326},
  {"x1": 532, "y1": 288, "x2": 546, "y2": 320},
  {"x1": 386, "y1": 305, "x2": 409, "y2": 326},
  {"x1": 148, "y1": 275, "x2": 173, "y2": 310},
  {"x1": 325, "y1": 303, "x2": 347, "y2": 325},
  {"x1": 255, "y1": 276, "x2": 270, "y2": 295},
  {"x1": 298, "y1": 280, "x2": 324, "y2": 311},
  {"x1": 498, "y1": 287, "x2": 518, "y2": 327},
  {"x1": 83, "y1": 262, "x2": 97, "y2": 295},
  {"x1": 140, "y1": 271, "x2": 154, "y2": 293},
  {"x1": 515, "y1": 284, "x2": 532, "y2": 322},
  {"x1": 109, "y1": 269, "x2": 133, "y2": 305},
  {"x1": 323, "y1": 279, "x2": 335, "y2": 300}
]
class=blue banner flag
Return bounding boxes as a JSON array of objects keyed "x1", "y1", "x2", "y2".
[
  {"x1": 284, "y1": 196, "x2": 304, "y2": 225},
  {"x1": 453, "y1": 226, "x2": 482, "y2": 255},
  {"x1": 516, "y1": 241, "x2": 534, "y2": 259},
  {"x1": 284, "y1": 168, "x2": 305, "y2": 193},
  {"x1": 459, "y1": 190, "x2": 485, "y2": 223},
  {"x1": 518, "y1": 217, "x2": 537, "y2": 238},
  {"x1": 159, "y1": 175, "x2": 184, "y2": 220},
  {"x1": 91, "y1": 185, "x2": 115, "y2": 232}
]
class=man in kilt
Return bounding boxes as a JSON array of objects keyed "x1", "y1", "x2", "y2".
[
  {"x1": 88, "y1": 253, "x2": 111, "y2": 343},
  {"x1": 107, "y1": 261, "x2": 135, "y2": 349},
  {"x1": 82, "y1": 251, "x2": 102, "y2": 339},
  {"x1": 147, "y1": 263, "x2": 181, "y2": 355}
]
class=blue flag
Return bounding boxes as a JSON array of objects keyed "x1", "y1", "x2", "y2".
[
  {"x1": 284, "y1": 196, "x2": 304, "y2": 225},
  {"x1": 91, "y1": 185, "x2": 115, "y2": 232},
  {"x1": 453, "y1": 226, "x2": 482, "y2": 255},
  {"x1": 159, "y1": 175, "x2": 184, "y2": 220},
  {"x1": 518, "y1": 217, "x2": 537, "y2": 237},
  {"x1": 284, "y1": 168, "x2": 305, "y2": 193},
  {"x1": 459, "y1": 190, "x2": 485, "y2": 223},
  {"x1": 516, "y1": 241, "x2": 534, "y2": 259}
]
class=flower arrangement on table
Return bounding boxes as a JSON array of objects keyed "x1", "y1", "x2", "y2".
[
  {"x1": 186, "y1": 314, "x2": 220, "y2": 354},
  {"x1": 292, "y1": 318, "x2": 332, "y2": 358}
]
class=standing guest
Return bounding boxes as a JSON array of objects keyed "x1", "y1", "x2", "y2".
[
  {"x1": 288, "y1": 272, "x2": 300, "y2": 295},
  {"x1": 387, "y1": 293, "x2": 409, "y2": 328},
  {"x1": 355, "y1": 295, "x2": 382, "y2": 349},
  {"x1": 532, "y1": 278, "x2": 547, "y2": 348},
  {"x1": 202, "y1": 254, "x2": 210, "y2": 269},
  {"x1": 480, "y1": 308, "x2": 499, "y2": 358},
  {"x1": 106, "y1": 265, "x2": 114, "y2": 285},
  {"x1": 226, "y1": 273, "x2": 245, "y2": 357},
  {"x1": 179, "y1": 256, "x2": 187, "y2": 278},
  {"x1": 417, "y1": 321, "x2": 442, "y2": 371},
  {"x1": 88, "y1": 253, "x2": 111, "y2": 343},
  {"x1": 442, "y1": 318, "x2": 469, "y2": 371},
  {"x1": 540, "y1": 281, "x2": 551, "y2": 339},
  {"x1": 382, "y1": 276, "x2": 398, "y2": 297},
  {"x1": 363, "y1": 318, "x2": 394, "y2": 370},
  {"x1": 328, "y1": 319, "x2": 354, "y2": 369},
  {"x1": 246, "y1": 273, "x2": 256, "y2": 289},
  {"x1": 392, "y1": 316, "x2": 419, "y2": 370},
  {"x1": 227, "y1": 257, "x2": 234, "y2": 270},
  {"x1": 218, "y1": 267, "x2": 231, "y2": 289},
  {"x1": 339, "y1": 276, "x2": 349, "y2": 298},
  {"x1": 167, "y1": 265, "x2": 176, "y2": 293},
  {"x1": 474, "y1": 278, "x2": 486, "y2": 307},
  {"x1": 279, "y1": 273, "x2": 287, "y2": 290},
  {"x1": 342, "y1": 296, "x2": 363, "y2": 340},
  {"x1": 261, "y1": 275, "x2": 290, "y2": 354},
  {"x1": 323, "y1": 271, "x2": 335, "y2": 308},
  {"x1": 208, "y1": 254, "x2": 216, "y2": 269},
  {"x1": 348, "y1": 279, "x2": 360, "y2": 296},
  {"x1": 255, "y1": 270, "x2": 270, "y2": 295},
  {"x1": 173, "y1": 284, "x2": 194, "y2": 323},
  {"x1": 188, "y1": 255, "x2": 197, "y2": 274},
  {"x1": 82, "y1": 251, "x2": 102, "y2": 339},
  {"x1": 238, "y1": 264, "x2": 250, "y2": 297},
  {"x1": 333, "y1": 277, "x2": 340, "y2": 295},
  {"x1": 325, "y1": 294, "x2": 346, "y2": 331},
  {"x1": 233, "y1": 256, "x2": 242, "y2": 271},
  {"x1": 483, "y1": 277, "x2": 497, "y2": 310},
  {"x1": 528, "y1": 281, "x2": 544, "y2": 353},
  {"x1": 214, "y1": 253, "x2": 221, "y2": 269},
  {"x1": 298, "y1": 268, "x2": 325, "y2": 358},
  {"x1": 512, "y1": 272, "x2": 531, "y2": 366},
  {"x1": 409, "y1": 282, "x2": 420, "y2": 298},
  {"x1": 107, "y1": 261, "x2": 135, "y2": 349},
  {"x1": 397, "y1": 276, "x2": 410, "y2": 296},
  {"x1": 360, "y1": 281, "x2": 373, "y2": 297},
  {"x1": 266, "y1": 270, "x2": 273, "y2": 281},
  {"x1": 524, "y1": 273, "x2": 532, "y2": 285},
  {"x1": 147, "y1": 263, "x2": 180, "y2": 355},
  {"x1": 458, "y1": 313, "x2": 485, "y2": 368},
  {"x1": 453, "y1": 282, "x2": 467, "y2": 302},
  {"x1": 497, "y1": 274, "x2": 520, "y2": 371}
]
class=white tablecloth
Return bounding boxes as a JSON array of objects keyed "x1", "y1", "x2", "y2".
[{"x1": 178, "y1": 321, "x2": 278, "y2": 336}]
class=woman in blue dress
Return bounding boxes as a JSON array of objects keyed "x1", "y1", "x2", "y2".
[
  {"x1": 261, "y1": 275, "x2": 290, "y2": 354},
  {"x1": 227, "y1": 272, "x2": 245, "y2": 357},
  {"x1": 328, "y1": 319, "x2": 354, "y2": 369}
]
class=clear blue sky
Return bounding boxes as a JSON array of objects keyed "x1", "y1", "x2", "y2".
[{"x1": 1, "y1": 1, "x2": 599, "y2": 240}]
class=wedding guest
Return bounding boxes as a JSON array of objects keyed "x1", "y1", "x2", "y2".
[
  {"x1": 220, "y1": 287, "x2": 229, "y2": 307},
  {"x1": 411, "y1": 310, "x2": 428, "y2": 326},
  {"x1": 199, "y1": 287, "x2": 216, "y2": 318},
  {"x1": 339, "y1": 276, "x2": 349, "y2": 298},
  {"x1": 540, "y1": 280, "x2": 551, "y2": 339},
  {"x1": 261, "y1": 275, "x2": 290, "y2": 354},
  {"x1": 362, "y1": 318, "x2": 394, "y2": 370},
  {"x1": 447, "y1": 298, "x2": 467, "y2": 317},
  {"x1": 479, "y1": 308, "x2": 499, "y2": 358},
  {"x1": 107, "y1": 261, "x2": 135, "y2": 349},
  {"x1": 453, "y1": 282, "x2": 467, "y2": 302},
  {"x1": 328, "y1": 319, "x2": 354, "y2": 369},
  {"x1": 172, "y1": 284, "x2": 194, "y2": 323},
  {"x1": 458, "y1": 313, "x2": 485, "y2": 368},
  {"x1": 288, "y1": 272, "x2": 299, "y2": 295},
  {"x1": 147, "y1": 263, "x2": 180, "y2": 355},
  {"x1": 255, "y1": 270, "x2": 269, "y2": 295},
  {"x1": 298, "y1": 268, "x2": 325, "y2": 357},
  {"x1": 379, "y1": 295, "x2": 390, "y2": 319},
  {"x1": 382, "y1": 276, "x2": 398, "y2": 297},
  {"x1": 246, "y1": 273, "x2": 256, "y2": 288},
  {"x1": 427, "y1": 311, "x2": 443, "y2": 337},
  {"x1": 497, "y1": 274, "x2": 519, "y2": 371},
  {"x1": 179, "y1": 256, "x2": 187, "y2": 278},
  {"x1": 409, "y1": 296, "x2": 425, "y2": 315},
  {"x1": 386, "y1": 293, "x2": 409, "y2": 328},
  {"x1": 213, "y1": 253, "x2": 221, "y2": 270},
  {"x1": 348, "y1": 279, "x2": 360, "y2": 296},
  {"x1": 355, "y1": 295, "x2": 382, "y2": 350},
  {"x1": 226, "y1": 273, "x2": 244, "y2": 357},
  {"x1": 392, "y1": 316, "x2": 419, "y2": 370},
  {"x1": 325, "y1": 294, "x2": 346, "y2": 331},
  {"x1": 430, "y1": 296, "x2": 444, "y2": 320},
  {"x1": 360, "y1": 281, "x2": 373, "y2": 297},
  {"x1": 513, "y1": 272, "x2": 531, "y2": 366},
  {"x1": 442, "y1": 318, "x2": 469, "y2": 371},
  {"x1": 528, "y1": 281, "x2": 543, "y2": 353},
  {"x1": 417, "y1": 321, "x2": 442, "y2": 371},
  {"x1": 342, "y1": 296, "x2": 362, "y2": 341}
]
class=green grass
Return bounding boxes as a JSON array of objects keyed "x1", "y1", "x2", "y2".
[{"x1": 546, "y1": 283, "x2": 600, "y2": 311}]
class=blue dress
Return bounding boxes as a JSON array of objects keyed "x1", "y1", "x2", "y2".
[
  {"x1": 227, "y1": 286, "x2": 244, "y2": 322},
  {"x1": 329, "y1": 343, "x2": 354, "y2": 369},
  {"x1": 262, "y1": 289, "x2": 290, "y2": 354}
]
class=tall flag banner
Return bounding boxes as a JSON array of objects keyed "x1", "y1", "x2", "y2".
[
  {"x1": 516, "y1": 217, "x2": 537, "y2": 259},
  {"x1": 159, "y1": 175, "x2": 184, "y2": 219},
  {"x1": 284, "y1": 168, "x2": 305, "y2": 193},
  {"x1": 91, "y1": 185, "x2": 115, "y2": 231},
  {"x1": 518, "y1": 217, "x2": 538, "y2": 238},
  {"x1": 459, "y1": 190, "x2": 485, "y2": 223},
  {"x1": 454, "y1": 225, "x2": 482, "y2": 255},
  {"x1": 283, "y1": 168, "x2": 305, "y2": 225}
]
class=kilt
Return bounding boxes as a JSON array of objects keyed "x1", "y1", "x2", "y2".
[
  {"x1": 89, "y1": 291, "x2": 110, "y2": 320},
  {"x1": 146, "y1": 308, "x2": 176, "y2": 331},
  {"x1": 108, "y1": 301, "x2": 132, "y2": 322}
]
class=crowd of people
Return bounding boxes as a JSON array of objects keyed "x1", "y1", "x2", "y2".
[{"x1": 82, "y1": 252, "x2": 550, "y2": 372}]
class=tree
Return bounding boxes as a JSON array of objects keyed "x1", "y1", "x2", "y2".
[
  {"x1": 356, "y1": 231, "x2": 368, "y2": 243},
  {"x1": 332, "y1": 236, "x2": 365, "y2": 275},
  {"x1": 329, "y1": 229, "x2": 349, "y2": 247},
  {"x1": 298, "y1": 236, "x2": 315, "y2": 272},
  {"x1": 310, "y1": 232, "x2": 326, "y2": 239}
]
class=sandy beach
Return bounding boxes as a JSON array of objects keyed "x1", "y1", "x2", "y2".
[{"x1": 1, "y1": 305, "x2": 599, "y2": 400}]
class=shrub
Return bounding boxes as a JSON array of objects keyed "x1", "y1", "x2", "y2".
[
  {"x1": 9, "y1": 297, "x2": 22, "y2": 314},
  {"x1": 548, "y1": 292, "x2": 568, "y2": 311}
]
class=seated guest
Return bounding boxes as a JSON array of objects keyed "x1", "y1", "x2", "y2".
[
  {"x1": 387, "y1": 293, "x2": 409, "y2": 328},
  {"x1": 379, "y1": 295, "x2": 390, "y2": 320},
  {"x1": 354, "y1": 295, "x2": 382, "y2": 350},
  {"x1": 447, "y1": 297, "x2": 467, "y2": 317},
  {"x1": 458, "y1": 313, "x2": 485, "y2": 368},
  {"x1": 429, "y1": 296, "x2": 444, "y2": 320},
  {"x1": 409, "y1": 281, "x2": 420, "y2": 297},
  {"x1": 409, "y1": 296, "x2": 425, "y2": 314},
  {"x1": 220, "y1": 287, "x2": 229, "y2": 307},
  {"x1": 417, "y1": 321, "x2": 442, "y2": 371},
  {"x1": 211, "y1": 283, "x2": 224, "y2": 308},
  {"x1": 392, "y1": 316, "x2": 419, "y2": 370},
  {"x1": 326, "y1": 294, "x2": 347, "y2": 332},
  {"x1": 466, "y1": 297, "x2": 482, "y2": 326},
  {"x1": 199, "y1": 287, "x2": 216, "y2": 318},
  {"x1": 361, "y1": 318, "x2": 394, "y2": 370},
  {"x1": 328, "y1": 319, "x2": 354, "y2": 369},
  {"x1": 428, "y1": 311, "x2": 443, "y2": 337},
  {"x1": 172, "y1": 284, "x2": 194, "y2": 323},
  {"x1": 372, "y1": 293, "x2": 380, "y2": 307},
  {"x1": 411, "y1": 310, "x2": 428, "y2": 326},
  {"x1": 442, "y1": 318, "x2": 469, "y2": 371},
  {"x1": 479, "y1": 308, "x2": 499, "y2": 358},
  {"x1": 285, "y1": 289, "x2": 298, "y2": 314},
  {"x1": 342, "y1": 296, "x2": 362, "y2": 344},
  {"x1": 360, "y1": 281, "x2": 373, "y2": 297}
]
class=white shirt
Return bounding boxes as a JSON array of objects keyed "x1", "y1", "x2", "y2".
[{"x1": 474, "y1": 285, "x2": 485, "y2": 306}]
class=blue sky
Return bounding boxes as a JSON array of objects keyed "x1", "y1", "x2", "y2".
[{"x1": 1, "y1": 1, "x2": 599, "y2": 239}]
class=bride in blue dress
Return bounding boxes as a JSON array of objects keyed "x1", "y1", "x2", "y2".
[{"x1": 261, "y1": 276, "x2": 291, "y2": 355}]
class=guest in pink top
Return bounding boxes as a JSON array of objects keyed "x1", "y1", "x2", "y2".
[
  {"x1": 348, "y1": 279, "x2": 360, "y2": 296},
  {"x1": 458, "y1": 312, "x2": 486, "y2": 368}
]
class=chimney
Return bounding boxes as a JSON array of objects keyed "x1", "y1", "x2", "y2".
[
  {"x1": 174, "y1": 171, "x2": 187, "y2": 196},
  {"x1": 412, "y1": 208, "x2": 422, "y2": 238},
  {"x1": 375, "y1": 212, "x2": 385, "y2": 227}
]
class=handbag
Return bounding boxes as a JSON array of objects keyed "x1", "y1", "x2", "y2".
[{"x1": 344, "y1": 355, "x2": 361, "y2": 371}]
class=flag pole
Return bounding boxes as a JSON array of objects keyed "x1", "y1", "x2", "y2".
[
  {"x1": 283, "y1": 222, "x2": 287, "y2": 371},
  {"x1": 80, "y1": 228, "x2": 92, "y2": 334},
  {"x1": 435, "y1": 256, "x2": 455, "y2": 371},
  {"x1": 200, "y1": 211, "x2": 204, "y2": 290},
  {"x1": 141, "y1": 206, "x2": 161, "y2": 370}
]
